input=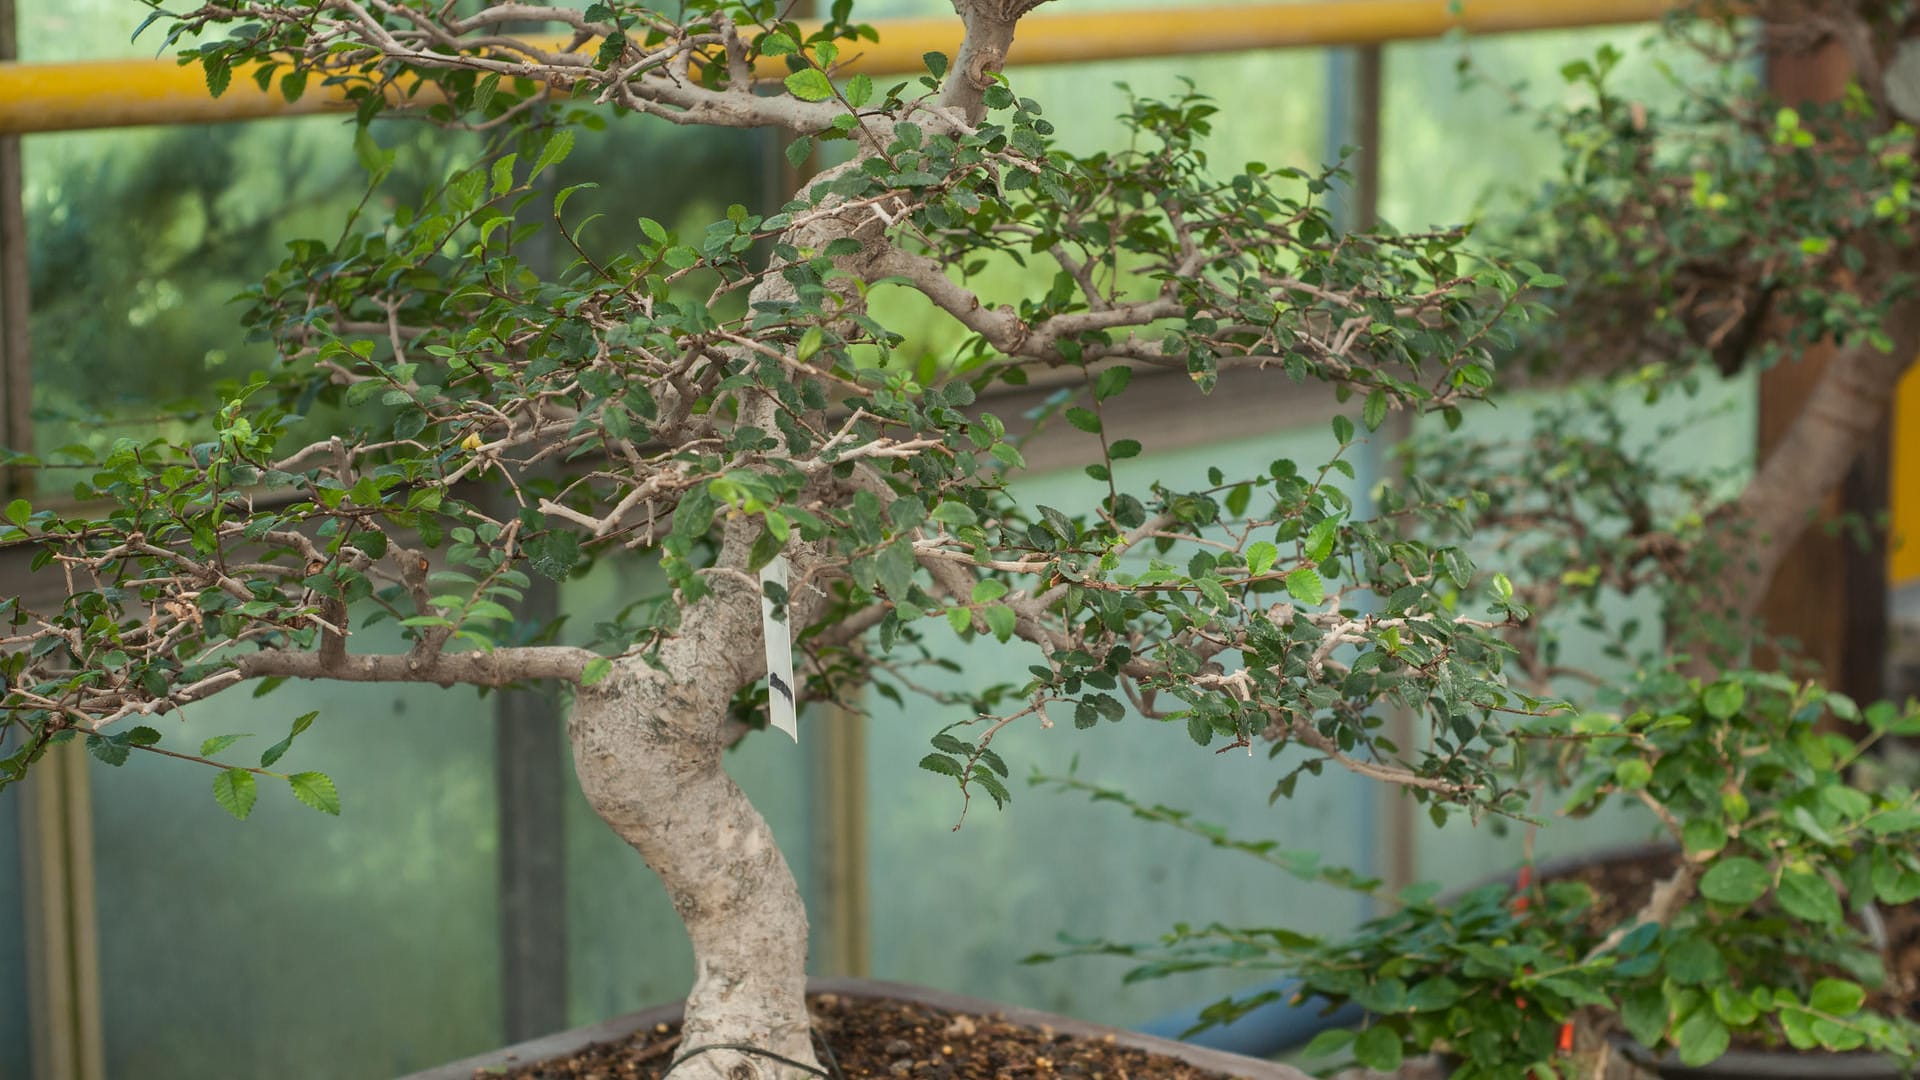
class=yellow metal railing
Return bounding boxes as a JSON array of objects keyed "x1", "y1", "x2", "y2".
[{"x1": 0, "y1": 0, "x2": 1679, "y2": 134}]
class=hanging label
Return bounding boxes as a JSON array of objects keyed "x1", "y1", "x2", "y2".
[{"x1": 759, "y1": 554, "x2": 798, "y2": 742}]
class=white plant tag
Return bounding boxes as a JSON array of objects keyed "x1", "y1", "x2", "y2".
[{"x1": 759, "y1": 554, "x2": 798, "y2": 742}]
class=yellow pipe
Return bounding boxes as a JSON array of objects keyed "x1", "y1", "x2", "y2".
[
  {"x1": 0, "y1": 0, "x2": 1675, "y2": 135},
  {"x1": 1893, "y1": 366, "x2": 1920, "y2": 584}
]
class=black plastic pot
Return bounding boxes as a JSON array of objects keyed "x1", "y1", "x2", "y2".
[
  {"x1": 396, "y1": 976, "x2": 1315, "y2": 1080},
  {"x1": 1617, "y1": 1043, "x2": 1908, "y2": 1080}
]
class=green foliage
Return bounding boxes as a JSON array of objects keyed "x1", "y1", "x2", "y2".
[
  {"x1": 1, "y1": 0, "x2": 1553, "y2": 844},
  {"x1": 1023, "y1": 9, "x2": 1920, "y2": 1075}
]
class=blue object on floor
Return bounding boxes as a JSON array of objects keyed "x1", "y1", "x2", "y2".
[{"x1": 1134, "y1": 979, "x2": 1364, "y2": 1057}]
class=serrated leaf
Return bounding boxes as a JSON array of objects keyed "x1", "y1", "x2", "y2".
[
  {"x1": 918, "y1": 753, "x2": 963, "y2": 778},
  {"x1": 200, "y1": 733, "x2": 252, "y2": 757},
  {"x1": 785, "y1": 68, "x2": 834, "y2": 102},
  {"x1": 1246, "y1": 541, "x2": 1278, "y2": 577},
  {"x1": 984, "y1": 605, "x2": 1016, "y2": 643},
  {"x1": 213, "y1": 768, "x2": 257, "y2": 820},
  {"x1": 596, "y1": 29, "x2": 626, "y2": 67},
  {"x1": 259, "y1": 710, "x2": 318, "y2": 768},
  {"x1": 1362, "y1": 388, "x2": 1388, "y2": 431},
  {"x1": 531, "y1": 129, "x2": 575, "y2": 180},
  {"x1": 1285, "y1": 567, "x2": 1324, "y2": 606},
  {"x1": 1305, "y1": 518, "x2": 1338, "y2": 563},
  {"x1": 582, "y1": 657, "x2": 613, "y2": 686},
  {"x1": 287, "y1": 772, "x2": 341, "y2": 815},
  {"x1": 490, "y1": 152, "x2": 518, "y2": 196},
  {"x1": 204, "y1": 56, "x2": 232, "y2": 99},
  {"x1": 846, "y1": 72, "x2": 873, "y2": 107}
]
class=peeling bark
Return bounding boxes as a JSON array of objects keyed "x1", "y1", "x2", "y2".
[{"x1": 569, "y1": 554, "x2": 819, "y2": 1079}]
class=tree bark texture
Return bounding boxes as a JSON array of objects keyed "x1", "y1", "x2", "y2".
[{"x1": 569, "y1": 562, "x2": 817, "y2": 1079}]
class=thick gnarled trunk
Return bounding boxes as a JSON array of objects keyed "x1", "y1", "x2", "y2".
[{"x1": 568, "y1": 572, "x2": 817, "y2": 1080}]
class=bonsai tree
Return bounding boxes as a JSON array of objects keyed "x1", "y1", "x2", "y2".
[
  {"x1": 1039, "y1": 4, "x2": 1920, "y2": 1076},
  {"x1": 0, "y1": 0, "x2": 1564, "y2": 1075}
]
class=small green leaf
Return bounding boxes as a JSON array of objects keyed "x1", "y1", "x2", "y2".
[
  {"x1": 1809, "y1": 978, "x2": 1864, "y2": 1016},
  {"x1": 213, "y1": 768, "x2": 257, "y2": 820},
  {"x1": 1699, "y1": 857, "x2": 1770, "y2": 905},
  {"x1": 1285, "y1": 567, "x2": 1323, "y2": 606},
  {"x1": 1093, "y1": 365, "x2": 1132, "y2": 401},
  {"x1": 931, "y1": 501, "x2": 977, "y2": 528},
  {"x1": 1665, "y1": 935, "x2": 1726, "y2": 985},
  {"x1": 1300, "y1": 1028, "x2": 1353, "y2": 1058},
  {"x1": 1304, "y1": 518, "x2": 1338, "y2": 563},
  {"x1": 1353, "y1": 1025, "x2": 1403, "y2": 1072},
  {"x1": 923, "y1": 51, "x2": 948, "y2": 79},
  {"x1": 785, "y1": 68, "x2": 834, "y2": 102},
  {"x1": 287, "y1": 772, "x2": 341, "y2": 815},
  {"x1": 1681, "y1": 819, "x2": 1727, "y2": 859},
  {"x1": 490, "y1": 152, "x2": 518, "y2": 196},
  {"x1": 4, "y1": 498, "x2": 29, "y2": 526},
  {"x1": 1612, "y1": 758, "x2": 1652, "y2": 789},
  {"x1": 984, "y1": 605, "x2": 1016, "y2": 643},
  {"x1": 971, "y1": 579, "x2": 1008, "y2": 604},
  {"x1": 1622, "y1": 988, "x2": 1668, "y2": 1048},
  {"x1": 1675, "y1": 1010, "x2": 1730, "y2": 1067},
  {"x1": 200, "y1": 733, "x2": 251, "y2": 757},
  {"x1": 1405, "y1": 977, "x2": 1461, "y2": 1012},
  {"x1": 1064, "y1": 407, "x2": 1102, "y2": 433},
  {"x1": 531, "y1": 129, "x2": 575, "y2": 180},
  {"x1": 259, "y1": 710, "x2": 319, "y2": 768},
  {"x1": 1777, "y1": 867, "x2": 1842, "y2": 925},
  {"x1": 1362, "y1": 389, "x2": 1388, "y2": 431},
  {"x1": 1246, "y1": 541, "x2": 1278, "y2": 577},
  {"x1": 1702, "y1": 681, "x2": 1745, "y2": 720},
  {"x1": 845, "y1": 72, "x2": 873, "y2": 107},
  {"x1": 582, "y1": 657, "x2": 613, "y2": 686}
]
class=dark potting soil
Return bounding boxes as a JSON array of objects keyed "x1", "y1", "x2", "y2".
[
  {"x1": 484, "y1": 992, "x2": 1244, "y2": 1080},
  {"x1": 1550, "y1": 849, "x2": 1920, "y2": 1031}
]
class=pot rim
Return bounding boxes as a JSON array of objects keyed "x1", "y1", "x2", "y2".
[{"x1": 394, "y1": 975, "x2": 1315, "y2": 1080}]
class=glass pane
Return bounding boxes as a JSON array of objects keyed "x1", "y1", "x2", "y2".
[
  {"x1": 1381, "y1": 25, "x2": 1719, "y2": 230},
  {"x1": 88, "y1": 618, "x2": 502, "y2": 1079},
  {"x1": 866, "y1": 426, "x2": 1377, "y2": 1026},
  {"x1": 0, "y1": 735, "x2": 30, "y2": 1078}
]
